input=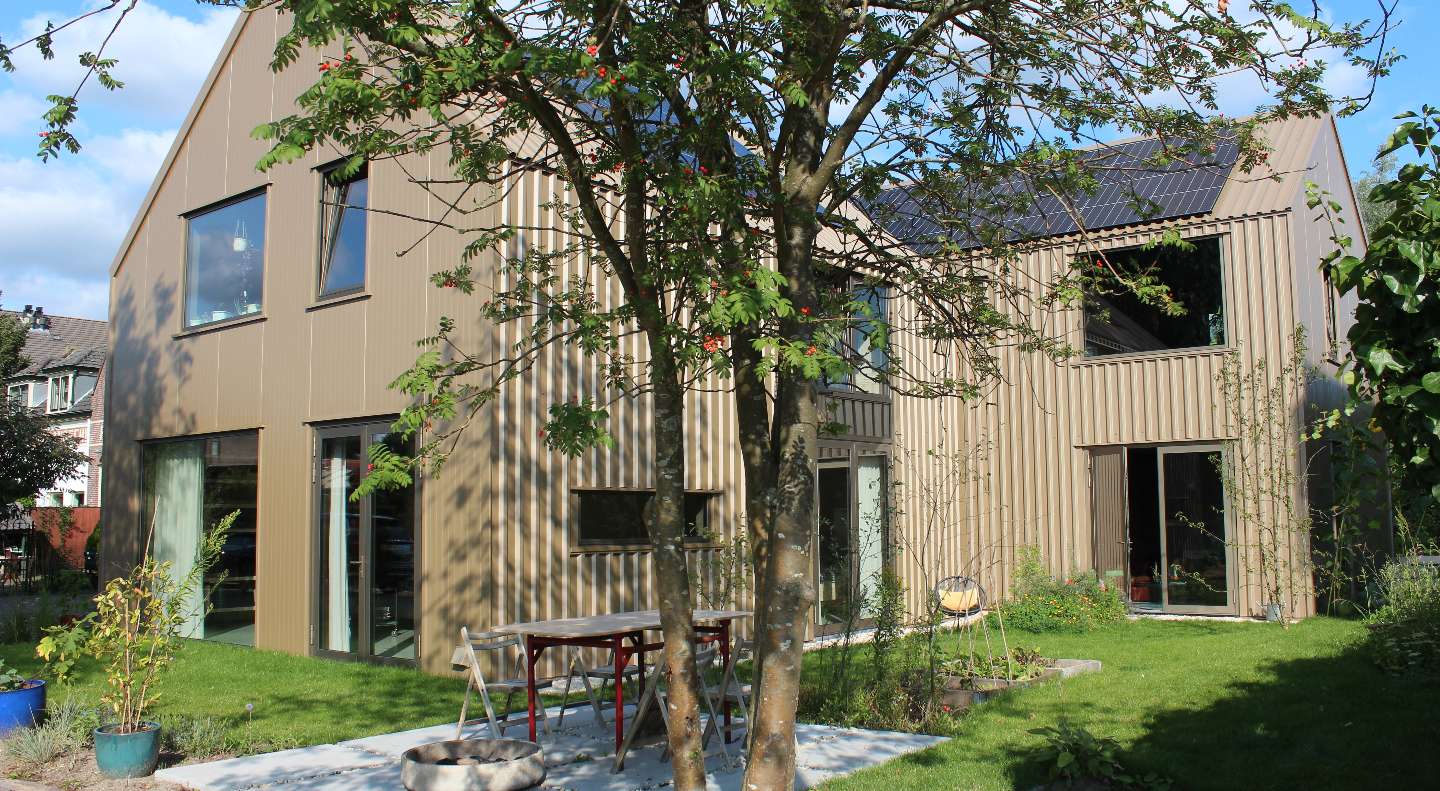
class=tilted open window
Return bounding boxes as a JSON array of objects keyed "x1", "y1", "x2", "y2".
[
  {"x1": 318, "y1": 163, "x2": 369, "y2": 297},
  {"x1": 1083, "y1": 237, "x2": 1226, "y2": 358}
]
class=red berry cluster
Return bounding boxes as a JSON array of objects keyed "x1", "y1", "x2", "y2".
[{"x1": 702, "y1": 335, "x2": 725, "y2": 353}]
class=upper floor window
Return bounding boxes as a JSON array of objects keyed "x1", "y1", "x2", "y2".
[
  {"x1": 185, "y1": 190, "x2": 267, "y2": 328},
  {"x1": 47, "y1": 374, "x2": 71, "y2": 412},
  {"x1": 1083, "y1": 237, "x2": 1226, "y2": 358},
  {"x1": 318, "y1": 163, "x2": 369, "y2": 297},
  {"x1": 5, "y1": 383, "x2": 26, "y2": 406},
  {"x1": 574, "y1": 490, "x2": 714, "y2": 548},
  {"x1": 820, "y1": 274, "x2": 889, "y2": 396},
  {"x1": 28, "y1": 381, "x2": 45, "y2": 409}
]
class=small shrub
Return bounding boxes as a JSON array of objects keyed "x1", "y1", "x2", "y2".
[
  {"x1": 1365, "y1": 558, "x2": 1440, "y2": 675},
  {"x1": 44, "y1": 697, "x2": 100, "y2": 748},
  {"x1": 161, "y1": 714, "x2": 230, "y2": 758},
  {"x1": 1, "y1": 716, "x2": 81, "y2": 769},
  {"x1": 0, "y1": 697, "x2": 100, "y2": 769},
  {"x1": 1031, "y1": 721, "x2": 1171, "y2": 790},
  {"x1": 1000, "y1": 547, "x2": 1127, "y2": 632}
]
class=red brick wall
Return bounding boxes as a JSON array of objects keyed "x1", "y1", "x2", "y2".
[{"x1": 30, "y1": 507, "x2": 101, "y2": 569}]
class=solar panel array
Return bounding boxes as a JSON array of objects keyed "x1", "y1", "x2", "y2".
[{"x1": 864, "y1": 136, "x2": 1240, "y2": 252}]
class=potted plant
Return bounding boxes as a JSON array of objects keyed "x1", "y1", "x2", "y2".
[
  {"x1": 0, "y1": 659, "x2": 45, "y2": 735},
  {"x1": 39, "y1": 510, "x2": 235, "y2": 778}
]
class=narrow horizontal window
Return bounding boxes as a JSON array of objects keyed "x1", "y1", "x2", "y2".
[
  {"x1": 1083, "y1": 237, "x2": 1225, "y2": 357},
  {"x1": 318, "y1": 164, "x2": 369, "y2": 297},
  {"x1": 575, "y1": 490, "x2": 713, "y2": 547},
  {"x1": 185, "y1": 191, "x2": 267, "y2": 328}
]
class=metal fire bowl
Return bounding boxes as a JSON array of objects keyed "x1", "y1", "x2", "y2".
[{"x1": 400, "y1": 738, "x2": 546, "y2": 791}]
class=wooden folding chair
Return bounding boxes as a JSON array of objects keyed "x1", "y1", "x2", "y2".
[
  {"x1": 572, "y1": 646, "x2": 643, "y2": 726},
  {"x1": 612, "y1": 643, "x2": 730, "y2": 773},
  {"x1": 454, "y1": 627, "x2": 551, "y2": 740},
  {"x1": 703, "y1": 638, "x2": 752, "y2": 749}
]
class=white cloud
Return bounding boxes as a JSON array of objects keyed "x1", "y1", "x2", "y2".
[
  {"x1": 0, "y1": 269, "x2": 109, "y2": 320},
  {"x1": 0, "y1": 90, "x2": 47, "y2": 136},
  {"x1": 0, "y1": 127, "x2": 174, "y2": 317},
  {"x1": 4, "y1": 1, "x2": 236, "y2": 122}
]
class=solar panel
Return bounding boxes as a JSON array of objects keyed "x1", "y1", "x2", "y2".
[{"x1": 865, "y1": 135, "x2": 1240, "y2": 252}]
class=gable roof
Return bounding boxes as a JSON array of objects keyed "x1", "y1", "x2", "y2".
[
  {"x1": 109, "y1": 11, "x2": 250, "y2": 277},
  {"x1": 3, "y1": 311, "x2": 108, "y2": 379},
  {"x1": 864, "y1": 115, "x2": 1327, "y2": 252}
]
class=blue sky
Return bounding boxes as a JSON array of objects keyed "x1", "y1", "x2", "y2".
[{"x1": 0, "y1": 0, "x2": 1432, "y2": 320}]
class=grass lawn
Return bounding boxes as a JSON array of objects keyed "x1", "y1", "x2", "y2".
[
  {"x1": 3, "y1": 617, "x2": 1436, "y2": 789},
  {"x1": 0, "y1": 641, "x2": 470, "y2": 750},
  {"x1": 815, "y1": 617, "x2": 1440, "y2": 790}
]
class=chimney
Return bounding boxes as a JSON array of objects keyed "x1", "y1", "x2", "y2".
[{"x1": 25, "y1": 306, "x2": 47, "y2": 332}]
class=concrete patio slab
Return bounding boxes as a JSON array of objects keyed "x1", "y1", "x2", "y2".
[
  {"x1": 157, "y1": 744, "x2": 389, "y2": 790},
  {"x1": 157, "y1": 706, "x2": 946, "y2": 791}
]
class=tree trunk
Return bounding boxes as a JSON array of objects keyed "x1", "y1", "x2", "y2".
[
  {"x1": 741, "y1": 372, "x2": 818, "y2": 790},
  {"x1": 647, "y1": 338, "x2": 709, "y2": 791}
]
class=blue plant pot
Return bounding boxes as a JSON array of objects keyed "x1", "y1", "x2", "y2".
[
  {"x1": 0, "y1": 680, "x2": 46, "y2": 735},
  {"x1": 94, "y1": 721, "x2": 162, "y2": 779}
]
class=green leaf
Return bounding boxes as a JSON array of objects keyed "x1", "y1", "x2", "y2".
[
  {"x1": 1366, "y1": 346, "x2": 1406, "y2": 374},
  {"x1": 1424, "y1": 372, "x2": 1440, "y2": 393}
]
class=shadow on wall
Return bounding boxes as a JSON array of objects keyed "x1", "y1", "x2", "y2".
[
  {"x1": 100, "y1": 281, "x2": 196, "y2": 581},
  {"x1": 1002, "y1": 636, "x2": 1440, "y2": 790}
]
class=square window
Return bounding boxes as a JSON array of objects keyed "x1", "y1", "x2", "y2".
[
  {"x1": 1083, "y1": 237, "x2": 1226, "y2": 357},
  {"x1": 5, "y1": 384, "x2": 25, "y2": 406},
  {"x1": 575, "y1": 490, "x2": 713, "y2": 547},
  {"x1": 318, "y1": 164, "x2": 369, "y2": 296},
  {"x1": 185, "y1": 191, "x2": 267, "y2": 327}
]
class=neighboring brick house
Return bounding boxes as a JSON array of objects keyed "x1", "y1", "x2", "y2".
[{"x1": 3, "y1": 306, "x2": 108, "y2": 507}]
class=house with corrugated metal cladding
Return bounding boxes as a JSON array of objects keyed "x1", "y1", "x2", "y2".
[{"x1": 101, "y1": 8, "x2": 1364, "y2": 672}]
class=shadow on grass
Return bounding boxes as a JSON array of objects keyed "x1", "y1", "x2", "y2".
[{"x1": 1003, "y1": 637, "x2": 1440, "y2": 790}]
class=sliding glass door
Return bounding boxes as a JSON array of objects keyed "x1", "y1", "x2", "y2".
[
  {"x1": 1114, "y1": 444, "x2": 1233, "y2": 614},
  {"x1": 142, "y1": 432, "x2": 259, "y2": 646},
  {"x1": 1158, "y1": 446, "x2": 1230, "y2": 610},
  {"x1": 313, "y1": 423, "x2": 416, "y2": 664},
  {"x1": 814, "y1": 450, "x2": 891, "y2": 634}
]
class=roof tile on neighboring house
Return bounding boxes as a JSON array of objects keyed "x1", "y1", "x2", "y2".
[{"x1": 2, "y1": 311, "x2": 108, "y2": 378}]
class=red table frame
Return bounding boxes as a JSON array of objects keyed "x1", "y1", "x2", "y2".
[{"x1": 521, "y1": 619, "x2": 734, "y2": 751}]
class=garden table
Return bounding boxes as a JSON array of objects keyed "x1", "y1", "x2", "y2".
[{"x1": 491, "y1": 609, "x2": 751, "y2": 751}]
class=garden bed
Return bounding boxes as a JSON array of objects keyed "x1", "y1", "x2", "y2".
[{"x1": 938, "y1": 658, "x2": 1101, "y2": 711}]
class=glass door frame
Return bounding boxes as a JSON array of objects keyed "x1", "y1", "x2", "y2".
[
  {"x1": 813, "y1": 443, "x2": 893, "y2": 636},
  {"x1": 1152, "y1": 442, "x2": 1236, "y2": 615},
  {"x1": 309, "y1": 420, "x2": 420, "y2": 666}
]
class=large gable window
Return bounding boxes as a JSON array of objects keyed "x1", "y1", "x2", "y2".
[
  {"x1": 185, "y1": 190, "x2": 267, "y2": 328},
  {"x1": 1083, "y1": 237, "x2": 1226, "y2": 357},
  {"x1": 318, "y1": 163, "x2": 369, "y2": 297},
  {"x1": 574, "y1": 490, "x2": 714, "y2": 548}
]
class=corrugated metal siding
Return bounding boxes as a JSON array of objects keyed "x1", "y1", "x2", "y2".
[
  {"x1": 954, "y1": 213, "x2": 1317, "y2": 617},
  {"x1": 104, "y1": 6, "x2": 1332, "y2": 679}
]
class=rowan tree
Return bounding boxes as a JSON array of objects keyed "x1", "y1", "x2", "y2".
[{"x1": 17, "y1": 0, "x2": 1397, "y2": 788}]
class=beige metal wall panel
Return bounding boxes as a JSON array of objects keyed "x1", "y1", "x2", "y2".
[
  {"x1": 214, "y1": 323, "x2": 265, "y2": 427},
  {"x1": 953, "y1": 211, "x2": 1318, "y2": 617},
  {"x1": 105, "y1": 4, "x2": 1340, "y2": 679},
  {"x1": 1211, "y1": 115, "x2": 1325, "y2": 221},
  {"x1": 224, "y1": 11, "x2": 278, "y2": 194}
]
